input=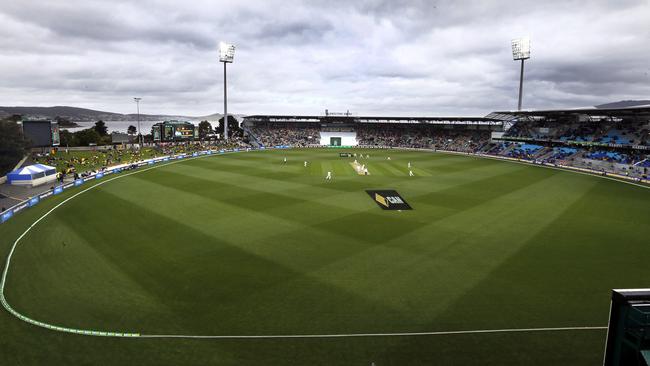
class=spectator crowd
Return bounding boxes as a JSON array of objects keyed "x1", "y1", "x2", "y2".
[{"x1": 249, "y1": 123, "x2": 320, "y2": 147}]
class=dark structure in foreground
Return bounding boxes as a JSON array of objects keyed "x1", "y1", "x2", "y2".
[{"x1": 604, "y1": 289, "x2": 650, "y2": 366}]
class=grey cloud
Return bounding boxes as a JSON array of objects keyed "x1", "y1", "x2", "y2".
[
  {"x1": 252, "y1": 20, "x2": 333, "y2": 44},
  {"x1": 0, "y1": 0, "x2": 648, "y2": 116},
  {"x1": 530, "y1": 60, "x2": 650, "y2": 86},
  {"x1": 1, "y1": 2, "x2": 217, "y2": 49}
]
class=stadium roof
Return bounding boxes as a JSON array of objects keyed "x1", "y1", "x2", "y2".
[
  {"x1": 488, "y1": 105, "x2": 650, "y2": 121},
  {"x1": 243, "y1": 115, "x2": 502, "y2": 125},
  {"x1": 154, "y1": 120, "x2": 193, "y2": 125},
  {"x1": 9, "y1": 164, "x2": 55, "y2": 175}
]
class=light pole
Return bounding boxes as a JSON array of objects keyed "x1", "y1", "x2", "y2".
[
  {"x1": 133, "y1": 97, "x2": 142, "y2": 147},
  {"x1": 511, "y1": 37, "x2": 531, "y2": 111},
  {"x1": 219, "y1": 42, "x2": 236, "y2": 140}
]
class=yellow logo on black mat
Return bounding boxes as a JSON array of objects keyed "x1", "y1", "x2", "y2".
[
  {"x1": 375, "y1": 193, "x2": 389, "y2": 207},
  {"x1": 366, "y1": 190, "x2": 412, "y2": 210}
]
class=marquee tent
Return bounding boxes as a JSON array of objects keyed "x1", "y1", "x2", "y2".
[{"x1": 7, "y1": 164, "x2": 57, "y2": 187}]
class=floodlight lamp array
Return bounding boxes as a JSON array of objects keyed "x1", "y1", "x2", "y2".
[
  {"x1": 219, "y1": 42, "x2": 236, "y2": 63},
  {"x1": 511, "y1": 37, "x2": 531, "y2": 60}
]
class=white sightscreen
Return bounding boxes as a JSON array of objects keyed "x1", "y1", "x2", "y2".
[{"x1": 319, "y1": 131, "x2": 358, "y2": 146}]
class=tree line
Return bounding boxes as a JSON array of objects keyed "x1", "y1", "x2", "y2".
[
  {"x1": 1, "y1": 116, "x2": 244, "y2": 175},
  {"x1": 0, "y1": 115, "x2": 28, "y2": 176}
]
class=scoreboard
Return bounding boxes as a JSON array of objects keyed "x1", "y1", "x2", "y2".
[{"x1": 22, "y1": 120, "x2": 60, "y2": 147}]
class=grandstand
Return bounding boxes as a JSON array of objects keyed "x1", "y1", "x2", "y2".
[
  {"x1": 242, "y1": 106, "x2": 650, "y2": 182},
  {"x1": 243, "y1": 114, "x2": 501, "y2": 151},
  {"x1": 486, "y1": 106, "x2": 650, "y2": 180}
]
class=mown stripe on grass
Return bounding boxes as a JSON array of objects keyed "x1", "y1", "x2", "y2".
[{"x1": 0, "y1": 147, "x2": 644, "y2": 341}]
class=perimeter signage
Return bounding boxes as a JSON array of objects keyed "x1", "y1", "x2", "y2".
[
  {"x1": 1, "y1": 210, "x2": 12, "y2": 223},
  {"x1": 365, "y1": 190, "x2": 412, "y2": 210}
]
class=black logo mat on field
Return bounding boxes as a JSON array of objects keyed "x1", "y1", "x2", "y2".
[{"x1": 365, "y1": 190, "x2": 412, "y2": 210}]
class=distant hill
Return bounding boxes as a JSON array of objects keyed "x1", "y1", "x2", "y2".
[
  {"x1": 596, "y1": 100, "x2": 650, "y2": 109},
  {"x1": 0, "y1": 106, "x2": 244, "y2": 122}
]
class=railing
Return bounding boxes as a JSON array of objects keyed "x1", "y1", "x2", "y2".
[{"x1": 242, "y1": 126, "x2": 262, "y2": 147}]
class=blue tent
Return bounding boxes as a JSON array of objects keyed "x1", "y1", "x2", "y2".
[{"x1": 7, "y1": 164, "x2": 57, "y2": 186}]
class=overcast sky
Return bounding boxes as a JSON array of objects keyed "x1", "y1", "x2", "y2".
[{"x1": 1, "y1": 0, "x2": 649, "y2": 116}]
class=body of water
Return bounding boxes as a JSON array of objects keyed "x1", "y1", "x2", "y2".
[{"x1": 63, "y1": 120, "x2": 220, "y2": 134}]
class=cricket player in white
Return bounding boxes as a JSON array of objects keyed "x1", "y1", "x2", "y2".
[
  {"x1": 408, "y1": 162, "x2": 411, "y2": 168},
  {"x1": 283, "y1": 157, "x2": 287, "y2": 163},
  {"x1": 326, "y1": 171, "x2": 332, "y2": 180},
  {"x1": 409, "y1": 170, "x2": 414, "y2": 176},
  {"x1": 304, "y1": 161, "x2": 308, "y2": 167}
]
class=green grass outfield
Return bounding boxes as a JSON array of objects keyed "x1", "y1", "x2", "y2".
[{"x1": 1, "y1": 148, "x2": 649, "y2": 365}]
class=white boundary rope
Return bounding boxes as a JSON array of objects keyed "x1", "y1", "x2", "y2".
[
  {"x1": 138, "y1": 326, "x2": 607, "y2": 339},
  {"x1": 0, "y1": 148, "x2": 623, "y2": 338}
]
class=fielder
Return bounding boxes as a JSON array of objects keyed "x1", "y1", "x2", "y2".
[
  {"x1": 304, "y1": 161, "x2": 308, "y2": 167},
  {"x1": 409, "y1": 170, "x2": 414, "y2": 176},
  {"x1": 326, "y1": 171, "x2": 332, "y2": 180}
]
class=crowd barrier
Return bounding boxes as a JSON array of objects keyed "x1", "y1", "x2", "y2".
[{"x1": 2, "y1": 145, "x2": 647, "y2": 225}]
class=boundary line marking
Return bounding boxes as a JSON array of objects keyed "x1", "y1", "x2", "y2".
[
  {"x1": 0, "y1": 147, "x2": 632, "y2": 339},
  {"x1": 138, "y1": 326, "x2": 607, "y2": 339},
  {"x1": 0, "y1": 152, "x2": 223, "y2": 337}
]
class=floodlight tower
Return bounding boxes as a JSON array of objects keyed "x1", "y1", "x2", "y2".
[
  {"x1": 511, "y1": 37, "x2": 531, "y2": 111},
  {"x1": 219, "y1": 42, "x2": 236, "y2": 140},
  {"x1": 133, "y1": 97, "x2": 142, "y2": 146}
]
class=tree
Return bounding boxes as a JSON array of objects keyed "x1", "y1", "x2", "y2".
[
  {"x1": 198, "y1": 120, "x2": 212, "y2": 139},
  {"x1": 75, "y1": 128, "x2": 101, "y2": 146},
  {"x1": 59, "y1": 129, "x2": 77, "y2": 147},
  {"x1": 94, "y1": 120, "x2": 108, "y2": 136},
  {"x1": 0, "y1": 118, "x2": 28, "y2": 176},
  {"x1": 216, "y1": 115, "x2": 241, "y2": 136},
  {"x1": 127, "y1": 125, "x2": 137, "y2": 136},
  {"x1": 99, "y1": 135, "x2": 112, "y2": 146},
  {"x1": 55, "y1": 116, "x2": 76, "y2": 127}
]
